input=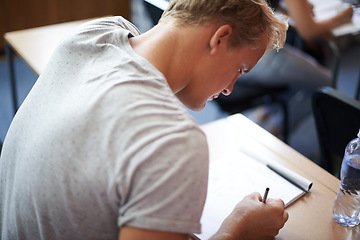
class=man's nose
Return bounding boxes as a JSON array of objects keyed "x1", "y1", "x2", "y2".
[
  {"x1": 222, "y1": 77, "x2": 237, "y2": 96},
  {"x1": 222, "y1": 88, "x2": 231, "y2": 96}
]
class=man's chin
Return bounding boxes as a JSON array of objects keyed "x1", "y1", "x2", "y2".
[{"x1": 186, "y1": 102, "x2": 206, "y2": 112}]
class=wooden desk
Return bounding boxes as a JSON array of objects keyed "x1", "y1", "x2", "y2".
[
  {"x1": 200, "y1": 114, "x2": 360, "y2": 240},
  {"x1": 4, "y1": 19, "x2": 92, "y2": 114}
]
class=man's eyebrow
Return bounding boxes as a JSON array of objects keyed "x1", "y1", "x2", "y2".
[{"x1": 243, "y1": 67, "x2": 252, "y2": 73}]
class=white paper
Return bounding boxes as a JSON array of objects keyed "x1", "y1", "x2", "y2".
[{"x1": 194, "y1": 151, "x2": 310, "y2": 240}]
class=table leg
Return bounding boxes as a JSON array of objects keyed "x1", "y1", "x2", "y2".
[
  {"x1": 5, "y1": 41, "x2": 18, "y2": 115},
  {"x1": 356, "y1": 65, "x2": 360, "y2": 100}
]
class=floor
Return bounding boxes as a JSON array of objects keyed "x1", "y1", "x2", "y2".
[{"x1": 1, "y1": 0, "x2": 360, "y2": 164}]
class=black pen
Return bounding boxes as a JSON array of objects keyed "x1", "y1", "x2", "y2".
[{"x1": 262, "y1": 187, "x2": 270, "y2": 203}]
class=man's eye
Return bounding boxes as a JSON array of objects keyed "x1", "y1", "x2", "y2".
[{"x1": 237, "y1": 68, "x2": 243, "y2": 74}]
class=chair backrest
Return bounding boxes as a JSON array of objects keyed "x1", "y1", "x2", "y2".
[{"x1": 312, "y1": 86, "x2": 360, "y2": 176}]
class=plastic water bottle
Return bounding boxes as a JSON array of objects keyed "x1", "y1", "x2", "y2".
[{"x1": 333, "y1": 129, "x2": 360, "y2": 227}]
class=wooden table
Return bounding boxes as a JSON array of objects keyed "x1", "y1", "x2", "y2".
[
  {"x1": 4, "y1": 19, "x2": 92, "y2": 114},
  {"x1": 200, "y1": 114, "x2": 359, "y2": 240}
]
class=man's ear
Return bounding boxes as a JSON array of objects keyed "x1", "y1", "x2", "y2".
[{"x1": 209, "y1": 25, "x2": 233, "y2": 55}]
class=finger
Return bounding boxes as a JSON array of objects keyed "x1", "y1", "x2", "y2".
[
  {"x1": 283, "y1": 210, "x2": 289, "y2": 222},
  {"x1": 254, "y1": 192, "x2": 262, "y2": 202},
  {"x1": 266, "y1": 198, "x2": 285, "y2": 207},
  {"x1": 244, "y1": 192, "x2": 262, "y2": 201}
]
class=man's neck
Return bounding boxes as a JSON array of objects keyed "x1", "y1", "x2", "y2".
[{"x1": 129, "y1": 22, "x2": 216, "y2": 94}]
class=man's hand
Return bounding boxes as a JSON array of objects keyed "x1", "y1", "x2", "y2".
[{"x1": 210, "y1": 192, "x2": 289, "y2": 240}]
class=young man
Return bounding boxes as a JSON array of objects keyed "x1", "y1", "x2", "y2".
[{"x1": 0, "y1": 0, "x2": 288, "y2": 239}]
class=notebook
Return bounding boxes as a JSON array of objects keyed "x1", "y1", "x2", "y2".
[{"x1": 192, "y1": 150, "x2": 313, "y2": 240}]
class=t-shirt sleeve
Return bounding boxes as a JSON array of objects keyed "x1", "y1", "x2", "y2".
[{"x1": 117, "y1": 126, "x2": 209, "y2": 234}]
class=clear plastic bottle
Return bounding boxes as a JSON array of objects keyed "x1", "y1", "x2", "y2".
[{"x1": 333, "y1": 129, "x2": 360, "y2": 227}]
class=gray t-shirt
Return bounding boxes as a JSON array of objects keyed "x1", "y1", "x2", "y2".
[{"x1": 0, "y1": 16, "x2": 209, "y2": 240}]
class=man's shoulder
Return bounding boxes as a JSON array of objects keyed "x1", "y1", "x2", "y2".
[{"x1": 74, "y1": 16, "x2": 141, "y2": 37}]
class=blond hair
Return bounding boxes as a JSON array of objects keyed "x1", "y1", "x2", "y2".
[{"x1": 160, "y1": 0, "x2": 288, "y2": 51}]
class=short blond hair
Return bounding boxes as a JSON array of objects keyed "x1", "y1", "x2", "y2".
[{"x1": 160, "y1": 0, "x2": 288, "y2": 51}]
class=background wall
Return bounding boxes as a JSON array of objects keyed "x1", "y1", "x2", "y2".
[{"x1": 0, "y1": 0, "x2": 130, "y2": 53}]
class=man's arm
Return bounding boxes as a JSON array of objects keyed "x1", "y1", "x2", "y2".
[
  {"x1": 119, "y1": 192, "x2": 288, "y2": 240},
  {"x1": 119, "y1": 226, "x2": 190, "y2": 240},
  {"x1": 284, "y1": 0, "x2": 353, "y2": 41}
]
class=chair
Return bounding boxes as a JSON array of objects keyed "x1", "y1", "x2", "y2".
[
  {"x1": 143, "y1": 0, "x2": 290, "y2": 142},
  {"x1": 312, "y1": 86, "x2": 360, "y2": 177}
]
